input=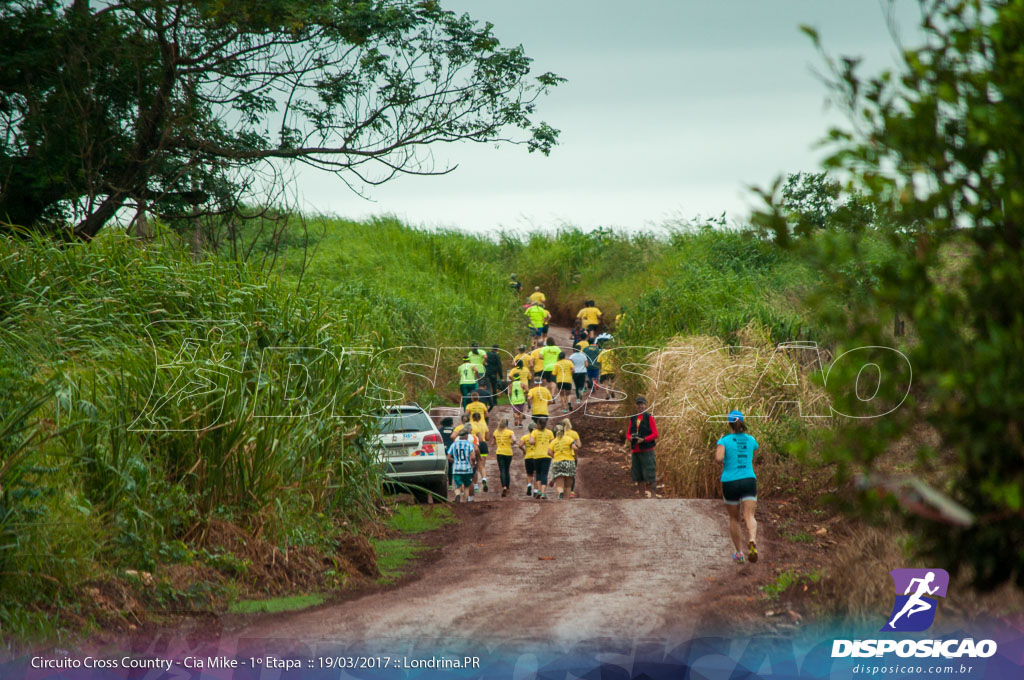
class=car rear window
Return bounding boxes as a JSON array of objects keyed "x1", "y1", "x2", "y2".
[{"x1": 378, "y1": 410, "x2": 433, "y2": 434}]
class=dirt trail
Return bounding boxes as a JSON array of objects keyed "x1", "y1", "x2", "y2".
[{"x1": 224, "y1": 325, "x2": 732, "y2": 652}]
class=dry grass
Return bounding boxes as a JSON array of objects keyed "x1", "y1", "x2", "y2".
[{"x1": 645, "y1": 323, "x2": 830, "y2": 499}]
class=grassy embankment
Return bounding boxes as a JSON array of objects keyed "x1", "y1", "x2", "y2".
[{"x1": 0, "y1": 220, "x2": 519, "y2": 646}]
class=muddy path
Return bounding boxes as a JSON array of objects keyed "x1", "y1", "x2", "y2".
[{"x1": 218, "y1": 325, "x2": 733, "y2": 652}]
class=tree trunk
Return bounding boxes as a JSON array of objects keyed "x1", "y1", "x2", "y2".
[{"x1": 133, "y1": 200, "x2": 151, "y2": 240}]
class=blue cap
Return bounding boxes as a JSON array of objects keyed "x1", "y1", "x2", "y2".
[{"x1": 728, "y1": 409, "x2": 744, "y2": 423}]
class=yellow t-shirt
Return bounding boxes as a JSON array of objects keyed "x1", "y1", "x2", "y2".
[
  {"x1": 528, "y1": 385, "x2": 552, "y2": 415},
  {"x1": 551, "y1": 435, "x2": 576, "y2": 463},
  {"x1": 494, "y1": 428, "x2": 514, "y2": 456},
  {"x1": 507, "y1": 366, "x2": 530, "y2": 387},
  {"x1": 530, "y1": 428, "x2": 555, "y2": 458},
  {"x1": 470, "y1": 420, "x2": 488, "y2": 441},
  {"x1": 530, "y1": 348, "x2": 545, "y2": 373},
  {"x1": 521, "y1": 433, "x2": 538, "y2": 459},
  {"x1": 565, "y1": 428, "x2": 580, "y2": 445},
  {"x1": 465, "y1": 400, "x2": 488, "y2": 421},
  {"x1": 599, "y1": 349, "x2": 616, "y2": 376},
  {"x1": 578, "y1": 306, "x2": 602, "y2": 326},
  {"x1": 528, "y1": 291, "x2": 546, "y2": 304},
  {"x1": 525, "y1": 305, "x2": 548, "y2": 328},
  {"x1": 512, "y1": 353, "x2": 532, "y2": 372},
  {"x1": 576, "y1": 339, "x2": 590, "y2": 351},
  {"x1": 553, "y1": 358, "x2": 574, "y2": 384}
]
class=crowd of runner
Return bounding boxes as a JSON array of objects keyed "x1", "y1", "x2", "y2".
[{"x1": 440, "y1": 278, "x2": 761, "y2": 564}]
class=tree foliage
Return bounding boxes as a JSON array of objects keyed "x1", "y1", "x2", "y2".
[
  {"x1": 760, "y1": 0, "x2": 1024, "y2": 588},
  {"x1": 0, "y1": 0, "x2": 562, "y2": 238}
]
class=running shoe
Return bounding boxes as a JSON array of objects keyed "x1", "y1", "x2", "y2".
[
  {"x1": 558, "y1": 492, "x2": 565, "y2": 499},
  {"x1": 569, "y1": 492, "x2": 576, "y2": 498},
  {"x1": 468, "y1": 496, "x2": 474, "y2": 502},
  {"x1": 533, "y1": 490, "x2": 540, "y2": 499},
  {"x1": 526, "y1": 483, "x2": 532, "y2": 496},
  {"x1": 732, "y1": 552, "x2": 746, "y2": 564},
  {"x1": 482, "y1": 478, "x2": 489, "y2": 492},
  {"x1": 474, "y1": 484, "x2": 480, "y2": 492},
  {"x1": 747, "y1": 540, "x2": 758, "y2": 563},
  {"x1": 501, "y1": 488, "x2": 508, "y2": 497},
  {"x1": 538, "y1": 493, "x2": 547, "y2": 500}
]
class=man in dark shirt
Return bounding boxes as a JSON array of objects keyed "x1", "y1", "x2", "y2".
[{"x1": 484, "y1": 344, "x2": 503, "y2": 396}]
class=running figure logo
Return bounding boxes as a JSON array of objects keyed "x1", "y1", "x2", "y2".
[{"x1": 882, "y1": 568, "x2": 949, "y2": 632}]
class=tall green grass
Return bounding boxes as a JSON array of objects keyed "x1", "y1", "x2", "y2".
[
  {"x1": 505, "y1": 222, "x2": 819, "y2": 346},
  {"x1": 0, "y1": 233, "x2": 390, "y2": 641}
]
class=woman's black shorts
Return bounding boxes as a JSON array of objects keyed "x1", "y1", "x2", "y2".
[{"x1": 722, "y1": 477, "x2": 757, "y2": 505}]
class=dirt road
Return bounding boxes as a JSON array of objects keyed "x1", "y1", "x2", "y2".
[{"x1": 225, "y1": 326, "x2": 733, "y2": 652}]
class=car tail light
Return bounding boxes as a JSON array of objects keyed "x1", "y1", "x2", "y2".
[{"x1": 422, "y1": 433, "x2": 441, "y2": 454}]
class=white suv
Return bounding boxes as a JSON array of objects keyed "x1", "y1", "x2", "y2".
[{"x1": 373, "y1": 404, "x2": 448, "y2": 502}]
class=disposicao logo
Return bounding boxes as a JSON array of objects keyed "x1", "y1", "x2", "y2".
[
  {"x1": 883, "y1": 568, "x2": 949, "y2": 632},
  {"x1": 831, "y1": 568, "x2": 998, "y2": 659}
]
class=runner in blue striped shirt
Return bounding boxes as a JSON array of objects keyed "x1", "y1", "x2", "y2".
[{"x1": 446, "y1": 428, "x2": 478, "y2": 502}]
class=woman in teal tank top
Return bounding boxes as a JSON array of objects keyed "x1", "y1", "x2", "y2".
[{"x1": 715, "y1": 410, "x2": 759, "y2": 565}]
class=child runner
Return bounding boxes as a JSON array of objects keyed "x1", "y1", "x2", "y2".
[
  {"x1": 528, "y1": 420, "x2": 555, "y2": 499},
  {"x1": 491, "y1": 418, "x2": 516, "y2": 497},
  {"x1": 520, "y1": 423, "x2": 538, "y2": 497},
  {"x1": 549, "y1": 422, "x2": 580, "y2": 500},
  {"x1": 527, "y1": 376, "x2": 553, "y2": 427},
  {"x1": 553, "y1": 351, "x2": 575, "y2": 412},
  {"x1": 446, "y1": 427, "x2": 477, "y2": 502},
  {"x1": 568, "y1": 344, "x2": 591, "y2": 404},
  {"x1": 470, "y1": 410, "x2": 489, "y2": 492},
  {"x1": 508, "y1": 371, "x2": 527, "y2": 428},
  {"x1": 716, "y1": 410, "x2": 759, "y2": 564}
]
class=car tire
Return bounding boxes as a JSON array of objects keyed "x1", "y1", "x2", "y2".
[{"x1": 423, "y1": 475, "x2": 449, "y2": 504}]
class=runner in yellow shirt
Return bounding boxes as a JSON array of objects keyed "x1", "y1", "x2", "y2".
[
  {"x1": 552, "y1": 352, "x2": 576, "y2": 413},
  {"x1": 549, "y1": 422, "x2": 581, "y2": 500},
  {"x1": 528, "y1": 287, "x2": 546, "y2": 304},
  {"x1": 527, "y1": 377, "x2": 553, "y2": 427},
  {"x1": 577, "y1": 300, "x2": 603, "y2": 333},
  {"x1": 530, "y1": 345, "x2": 546, "y2": 376},
  {"x1": 528, "y1": 421, "x2": 555, "y2": 499},
  {"x1": 507, "y1": 360, "x2": 531, "y2": 389},
  {"x1": 490, "y1": 418, "x2": 516, "y2": 497},
  {"x1": 470, "y1": 411, "x2": 490, "y2": 492},
  {"x1": 519, "y1": 423, "x2": 538, "y2": 497},
  {"x1": 511, "y1": 345, "x2": 532, "y2": 377},
  {"x1": 598, "y1": 343, "x2": 617, "y2": 400},
  {"x1": 464, "y1": 391, "x2": 489, "y2": 422}
]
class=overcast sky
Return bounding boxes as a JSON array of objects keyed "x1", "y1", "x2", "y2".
[{"x1": 295, "y1": 1, "x2": 924, "y2": 234}]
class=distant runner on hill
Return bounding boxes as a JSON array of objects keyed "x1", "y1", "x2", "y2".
[
  {"x1": 597, "y1": 342, "x2": 617, "y2": 400},
  {"x1": 528, "y1": 420, "x2": 555, "y2": 500},
  {"x1": 539, "y1": 338, "x2": 562, "y2": 389},
  {"x1": 582, "y1": 342, "x2": 602, "y2": 395},
  {"x1": 577, "y1": 300, "x2": 603, "y2": 334},
  {"x1": 508, "y1": 370, "x2": 527, "y2": 428},
  {"x1": 467, "y1": 342, "x2": 487, "y2": 370},
  {"x1": 527, "y1": 376, "x2": 552, "y2": 427},
  {"x1": 562, "y1": 418, "x2": 581, "y2": 498},
  {"x1": 528, "y1": 286, "x2": 546, "y2": 305},
  {"x1": 525, "y1": 302, "x2": 550, "y2": 348},
  {"x1": 716, "y1": 410, "x2": 759, "y2": 564},
  {"x1": 509, "y1": 273, "x2": 522, "y2": 294},
  {"x1": 519, "y1": 423, "x2": 538, "y2": 497}
]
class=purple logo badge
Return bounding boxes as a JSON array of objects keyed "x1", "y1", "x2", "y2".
[{"x1": 882, "y1": 568, "x2": 949, "y2": 632}]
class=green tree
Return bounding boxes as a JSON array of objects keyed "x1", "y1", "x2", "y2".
[
  {"x1": 0, "y1": 0, "x2": 562, "y2": 239},
  {"x1": 759, "y1": 0, "x2": 1024, "y2": 589}
]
